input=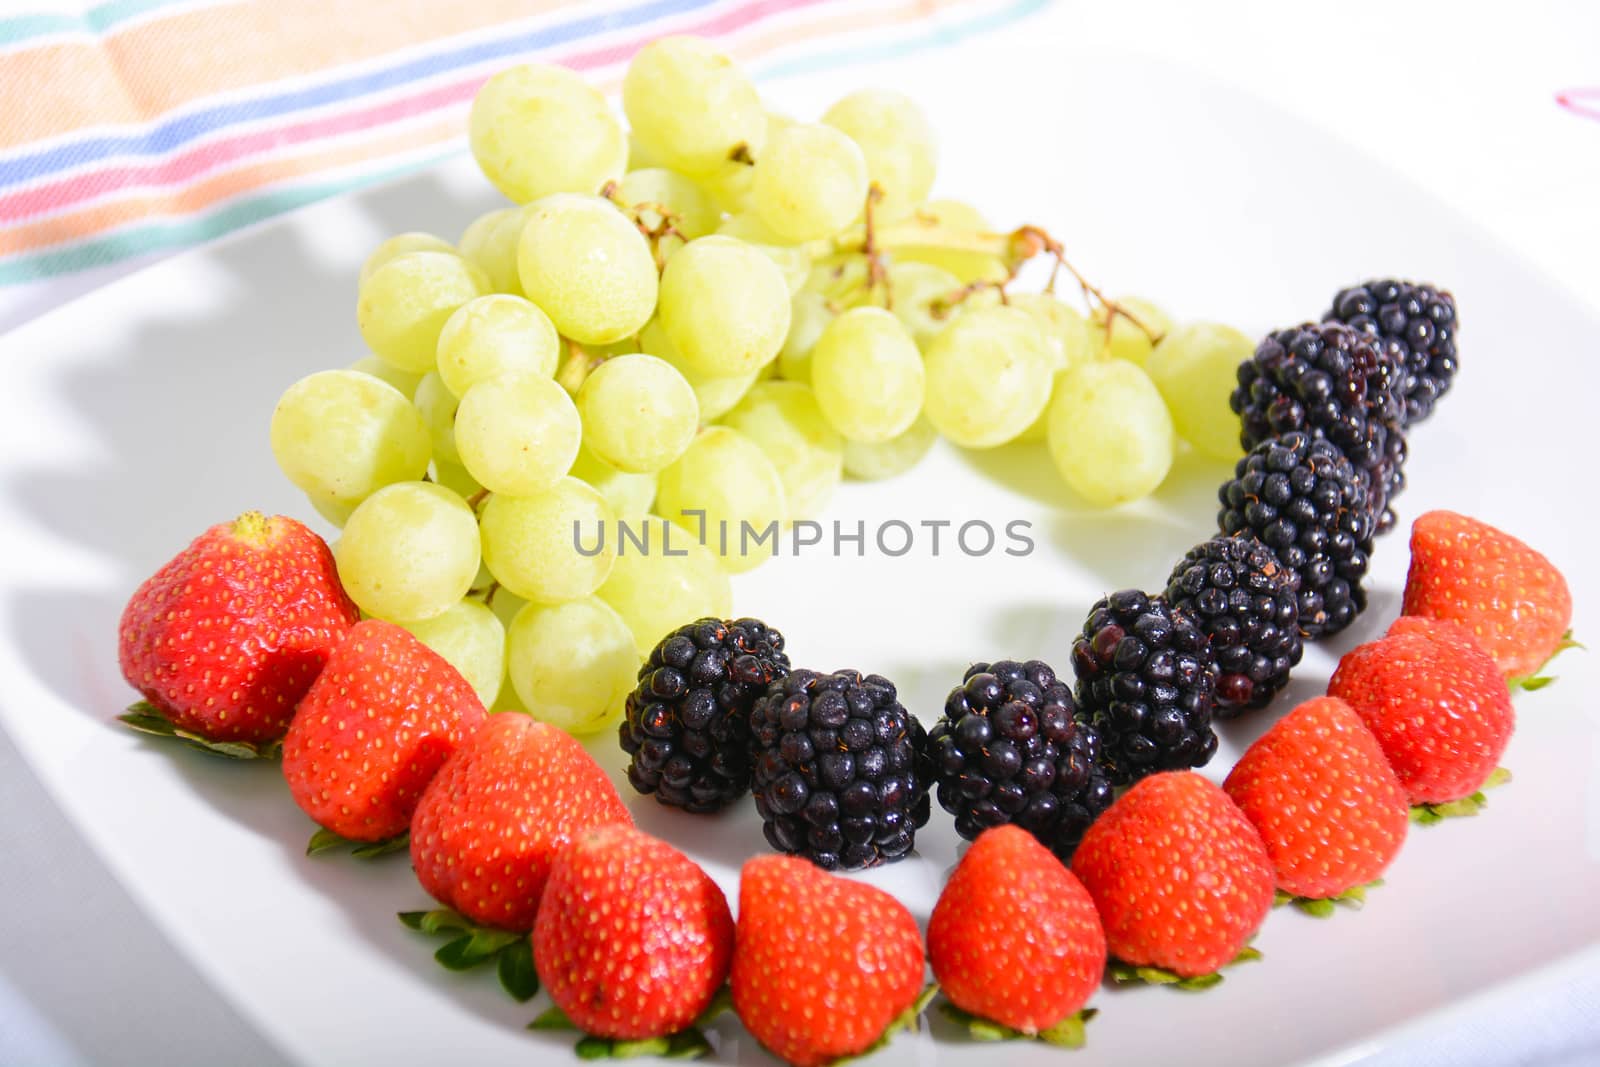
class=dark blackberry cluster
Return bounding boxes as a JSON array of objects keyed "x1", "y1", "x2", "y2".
[
  {"x1": 1165, "y1": 536, "x2": 1302, "y2": 717},
  {"x1": 1218, "y1": 432, "x2": 1374, "y2": 639},
  {"x1": 620, "y1": 617, "x2": 789, "y2": 813},
  {"x1": 1325, "y1": 279, "x2": 1458, "y2": 426},
  {"x1": 750, "y1": 669, "x2": 930, "y2": 870},
  {"x1": 1071, "y1": 591, "x2": 1218, "y2": 785},
  {"x1": 927, "y1": 660, "x2": 1113, "y2": 861},
  {"x1": 1231, "y1": 321, "x2": 1406, "y2": 532}
]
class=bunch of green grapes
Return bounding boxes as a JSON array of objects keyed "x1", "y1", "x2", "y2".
[{"x1": 270, "y1": 39, "x2": 1253, "y2": 740}]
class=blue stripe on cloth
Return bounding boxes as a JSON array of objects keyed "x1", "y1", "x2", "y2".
[
  {"x1": 0, "y1": 0, "x2": 714, "y2": 186},
  {"x1": 0, "y1": 0, "x2": 184, "y2": 46}
]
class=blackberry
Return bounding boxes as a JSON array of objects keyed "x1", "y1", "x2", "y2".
[
  {"x1": 1071, "y1": 591, "x2": 1218, "y2": 785},
  {"x1": 927, "y1": 660, "x2": 1113, "y2": 860},
  {"x1": 620, "y1": 617, "x2": 789, "y2": 813},
  {"x1": 1218, "y1": 432, "x2": 1374, "y2": 640},
  {"x1": 1165, "y1": 536, "x2": 1302, "y2": 716},
  {"x1": 1231, "y1": 321, "x2": 1406, "y2": 532},
  {"x1": 750, "y1": 669, "x2": 930, "y2": 870},
  {"x1": 1325, "y1": 279, "x2": 1458, "y2": 425}
]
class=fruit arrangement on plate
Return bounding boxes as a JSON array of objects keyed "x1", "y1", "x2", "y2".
[{"x1": 111, "y1": 35, "x2": 1580, "y2": 1065}]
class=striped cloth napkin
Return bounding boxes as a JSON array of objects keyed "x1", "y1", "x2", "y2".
[{"x1": 0, "y1": 0, "x2": 1046, "y2": 330}]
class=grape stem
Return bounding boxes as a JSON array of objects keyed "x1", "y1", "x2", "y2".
[
  {"x1": 859, "y1": 184, "x2": 893, "y2": 308},
  {"x1": 836, "y1": 216, "x2": 1163, "y2": 344},
  {"x1": 466, "y1": 489, "x2": 490, "y2": 511},
  {"x1": 556, "y1": 341, "x2": 607, "y2": 394},
  {"x1": 600, "y1": 180, "x2": 688, "y2": 271},
  {"x1": 929, "y1": 279, "x2": 1008, "y2": 321}
]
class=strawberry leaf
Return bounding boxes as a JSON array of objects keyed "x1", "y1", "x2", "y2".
[
  {"x1": 1109, "y1": 946, "x2": 1260, "y2": 991},
  {"x1": 936, "y1": 1002, "x2": 1097, "y2": 1048},
  {"x1": 693, "y1": 986, "x2": 733, "y2": 1027},
  {"x1": 118, "y1": 702, "x2": 280, "y2": 760},
  {"x1": 497, "y1": 937, "x2": 540, "y2": 1002},
  {"x1": 435, "y1": 927, "x2": 520, "y2": 971},
  {"x1": 1279, "y1": 879, "x2": 1384, "y2": 918},
  {"x1": 1508, "y1": 631, "x2": 1584, "y2": 693},
  {"x1": 1411, "y1": 769, "x2": 1510, "y2": 826},
  {"x1": 529, "y1": 1006, "x2": 575, "y2": 1031},
  {"x1": 528, "y1": 1008, "x2": 711, "y2": 1061},
  {"x1": 305, "y1": 826, "x2": 408, "y2": 859}
]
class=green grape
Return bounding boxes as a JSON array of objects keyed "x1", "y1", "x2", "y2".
[
  {"x1": 401, "y1": 599, "x2": 505, "y2": 708},
  {"x1": 638, "y1": 316, "x2": 757, "y2": 420},
  {"x1": 720, "y1": 381, "x2": 843, "y2": 520},
  {"x1": 804, "y1": 254, "x2": 870, "y2": 305},
  {"x1": 753, "y1": 122, "x2": 868, "y2": 242},
  {"x1": 1089, "y1": 296, "x2": 1172, "y2": 365},
  {"x1": 517, "y1": 193, "x2": 658, "y2": 345},
  {"x1": 569, "y1": 444, "x2": 657, "y2": 517},
  {"x1": 842, "y1": 415, "x2": 937, "y2": 481},
  {"x1": 357, "y1": 250, "x2": 488, "y2": 373},
  {"x1": 490, "y1": 586, "x2": 528, "y2": 632},
  {"x1": 1047, "y1": 360, "x2": 1175, "y2": 506},
  {"x1": 359, "y1": 232, "x2": 455, "y2": 288},
  {"x1": 480, "y1": 477, "x2": 615, "y2": 604},
  {"x1": 436, "y1": 293, "x2": 560, "y2": 398},
  {"x1": 699, "y1": 109, "x2": 790, "y2": 214},
  {"x1": 598, "y1": 515, "x2": 732, "y2": 657},
  {"x1": 336, "y1": 481, "x2": 480, "y2": 622},
  {"x1": 576, "y1": 353, "x2": 699, "y2": 473},
  {"x1": 810, "y1": 307, "x2": 923, "y2": 444},
  {"x1": 308, "y1": 494, "x2": 356, "y2": 528},
  {"x1": 470, "y1": 63, "x2": 626, "y2": 203},
  {"x1": 654, "y1": 426, "x2": 786, "y2": 573},
  {"x1": 412, "y1": 371, "x2": 460, "y2": 466},
  {"x1": 714, "y1": 214, "x2": 811, "y2": 294},
  {"x1": 658, "y1": 235, "x2": 791, "y2": 377},
  {"x1": 1147, "y1": 321, "x2": 1253, "y2": 462},
  {"x1": 923, "y1": 305, "x2": 1053, "y2": 449},
  {"x1": 892, "y1": 199, "x2": 1008, "y2": 284},
  {"x1": 613, "y1": 167, "x2": 722, "y2": 240},
  {"x1": 506, "y1": 597, "x2": 638, "y2": 734},
  {"x1": 777, "y1": 290, "x2": 835, "y2": 384},
  {"x1": 348, "y1": 354, "x2": 423, "y2": 398},
  {"x1": 271, "y1": 369, "x2": 431, "y2": 513},
  {"x1": 623, "y1": 36, "x2": 766, "y2": 177},
  {"x1": 457, "y1": 207, "x2": 526, "y2": 294},
  {"x1": 627, "y1": 130, "x2": 666, "y2": 171},
  {"x1": 431, "y1": 459, "x2": 485, "y2": 501},
  {"x1": 883, "y1": 261, "x2": 966, "y2": 349},
  {"x1": 1011, "y1": 292, "x2": 1095, "y2": 443},
  {"x1": 821, "y1": 89, "x2": 936, "y2": 222},
  {"x1": 454, "y1": 373, "x2": 582, "y2": 496}
]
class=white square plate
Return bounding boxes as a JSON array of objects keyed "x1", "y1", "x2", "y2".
[{"x1": 1, "y1": 24, "x2": 1596, "y2": 1067}]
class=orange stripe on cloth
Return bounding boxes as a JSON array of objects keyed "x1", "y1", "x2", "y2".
[{"x1": 0, "y1": 0, "x2": 580, "y2": 149}]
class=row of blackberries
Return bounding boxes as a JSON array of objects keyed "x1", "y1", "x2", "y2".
[
  {"x1": 1087, "y1": 279, "x2": 1458, "y2": 789},
  {"x1": 617, "y1": 280, "x2": 1458, "y2": 871}
]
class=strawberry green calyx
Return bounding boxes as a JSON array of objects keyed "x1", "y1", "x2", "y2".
[
  {"x1": 398, "y1": 908, "x2": 539, "y2": 1001},
  {"x1": 118, "y1": 701, "x2": 281, "y2": 760},
  {"x1": 307, "y1": 826, "x2": 409, "y2": 859},
  {"x1": 1273, "y1": 879, "x2": 1384, "y2": 918},
  {"x1": 527, "y1": 987, "x2": 731, "y2": 1061},
  {"x1": 1509, "y1": 631, "x2": 1584, "y2": 693},
  {"x1": 832, "y1": 983, "x2": 940, "y2": 1066},
  {"x1": 937, "y1": 1002, "x2": 1097, "y2": 1048},
  {"x1": 1108, "y1": 946, "x2": 1262, "y2": 991},
  {"x1": 1411, "y1": 767, "x2": 1512, "y2": 826}
]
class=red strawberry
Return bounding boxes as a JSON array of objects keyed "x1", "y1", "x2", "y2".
[
  {"x1": 410, "y1": 714, "x2": 630, "y2": 930},
  {"x1": 1071, "y1": 771, "x2": 1273, "y2": 978},
  {"x1": 1402, "y1": 510, "x2": 1573, "y2": 679},
  {"x1": 281, "y1": 619, "x2": 485, "y2": 841},
  {"x1": 1224, "y1": 697, "x2": 1408, "y2": 900},
  {"x1": 535, "y1": 826, "x2": 732, "y2": 1041},
  {"x1": 1329, "y1": 622, "x2": 1514, "y2": 805},
  {"x1": 117, "y1": 511, "x2": 357, "y2": 747},
  {"x1": 732, "y1": 855, "x2": 926, "y2": 1067},
  {"x1": 928, "y1": 826, "x2": 1105, "y2": 1036}
]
